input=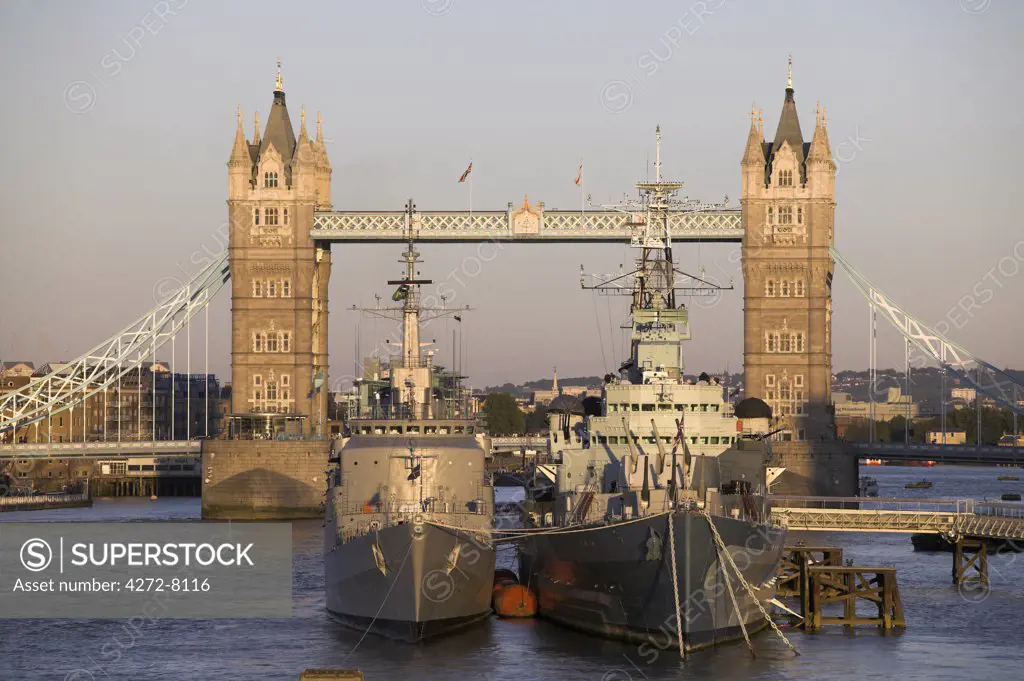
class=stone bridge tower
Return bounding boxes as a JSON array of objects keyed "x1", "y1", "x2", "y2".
[
  {"x1": 740, "y1": 62, "x2": 855, "y2": 495},
  {"x1": 226, "y1": 65, "x2": 332, "y2": 437}
]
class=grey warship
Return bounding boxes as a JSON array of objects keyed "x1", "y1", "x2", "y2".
[
  {"x1": 324, "y1": 204, "x2": 496, "y2": 641},
  {"x1": 519, "y1": 128, "x2": 787, "y2": 652}
]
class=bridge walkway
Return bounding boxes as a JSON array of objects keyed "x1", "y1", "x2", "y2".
[{"x1": 771, "y1": 496, "x2": 1024, "y2": 542}]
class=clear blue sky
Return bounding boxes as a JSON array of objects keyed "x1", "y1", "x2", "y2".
[{"x1": 1, "y1": 0, "x2": 1021, "y2": 388}]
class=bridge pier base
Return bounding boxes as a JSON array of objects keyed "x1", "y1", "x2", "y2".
[
  {"x1": 201, "y1": 440, "x2": 330, "y2": 519},
  {"x1": 953, "y1": 538, "x2": 989, "y2": 587},
  {"x1": 769, "y1": 441, "x2": 857, "y2": 496}
]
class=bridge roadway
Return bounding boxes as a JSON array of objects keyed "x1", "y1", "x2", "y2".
[
  {"x1": 1, "y1": 438, "x2": 1020, "y2": 467},
  {"x1": 849, "y1": 442, "x2": 1023, "y2": 465},
  {"x1": 311, "y1": 208, "x2": 743, "y2": 243},
  {"x1": 0, "y1": 441, "x2": 200, "y2": 459},
  {"x1": 771, "y1": 496, "x2": 1024, "y2": 542},
  {"x1": 491, "y1": 437, "x2": 1024, "y2": 465}
]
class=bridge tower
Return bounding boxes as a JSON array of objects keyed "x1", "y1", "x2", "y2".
[
  {"x1": 226, "y1": 64, "x2": 332, "y2": 437},
  {"x1": 740, "y1": 61, "x2": 854, "y2": 494}
]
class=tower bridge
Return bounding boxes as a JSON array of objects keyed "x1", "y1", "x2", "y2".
[{"x1": 2, "y1": 63, "x2": 1022, "y2": 516}]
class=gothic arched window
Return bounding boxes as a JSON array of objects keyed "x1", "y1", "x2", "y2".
[{"x1": 264, "y1": 171, "x2": 279, "y2": 188}]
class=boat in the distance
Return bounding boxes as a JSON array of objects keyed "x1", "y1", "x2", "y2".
[
  {"x1": 905, "y1": 480, "x2": 933, "y2": 489},
  {"x1": 859, "y1": 476, "x2": 879, "y2": 497}
]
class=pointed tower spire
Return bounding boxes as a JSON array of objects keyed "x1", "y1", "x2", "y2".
[
  {"x1": 807, "y1": 102, "x2": 833, "y2": 162},
  {"x1": 229, "y1": 105, "x2": 249, "y2": 166},
  {"x1": 258, "y1": 61, "x2": 297, "y2": 169},
  {"x1": 771, "y1": 54, "x2": 805, "y2": 171},
  {"x1": 315, "y1": 111, "x2": 324, "y2": 143},
  {"x1": 552, "y1": 367, "x2": 558, "y2": 393},
  {"x1": 742, "y1": 104, "x2": 765, "y2": 167},
  {"x1": 299, "y1": 104, "x2": 308, "y2": 139},
  {"x1": 253, "y1": 111, "x2": 261, "y2": 145}
]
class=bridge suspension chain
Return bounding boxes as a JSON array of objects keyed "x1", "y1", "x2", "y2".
[
  {"x1": 0, "y1": 254, "x2": 230, "y2": 434},
  {"x1": 830, "y1": 247, "x2": 1024, "y2": 417}
]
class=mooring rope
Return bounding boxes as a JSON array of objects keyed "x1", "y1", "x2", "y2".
[
  {"x1": 666, "y1": 511, "x2": 685, "y2": 657},
  {"x1": 700, "y1": 508, "x2": 799, "y2": 656}
]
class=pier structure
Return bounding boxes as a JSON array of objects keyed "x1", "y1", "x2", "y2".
[
  {"x1": 3, "y1": 62, "x2": 1024, "y2": 517},
  {"x1": 772, "y1": 495, "x2": 1024, "y2": 585}
]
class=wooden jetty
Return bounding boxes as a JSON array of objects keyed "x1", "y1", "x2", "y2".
[
  {"x1": 776, "y1": 544, "x2": 906, "y2": 632},
  {"x1": 776, "y1": 545, "x2": 844, "y2": 597},
  {"x1": 299, "y1": 671, "x2": 363, "y2": 681},
  {"x1": 804, "y1": 565, "x2": 906, "y2": 632}
]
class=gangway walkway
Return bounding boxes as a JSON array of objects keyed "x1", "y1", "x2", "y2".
[{"x1": 771, "y1": 496, "x2": 1024, "y2": 542}]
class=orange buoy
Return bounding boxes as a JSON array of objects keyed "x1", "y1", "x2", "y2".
[
  {"x1": 491, "y1": 579, "x2": 516, "y2": 605},
  {"x1": 493, "y1": 569, "x2": 518, "y2": 584},
  {"x1": 493, "y1": 584, "x2": 537, "y2": 618}
]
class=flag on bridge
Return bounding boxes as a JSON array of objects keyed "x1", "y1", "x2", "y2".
[{"x1": 458, "y1": 162, "x2": 473, "y2": 183}]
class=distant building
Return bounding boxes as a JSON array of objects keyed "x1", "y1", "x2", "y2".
[
  {"x1": 927, "y1": 430, "x2": 967, "y2": 445},
  {"x1": 532, "y1": 367, "x2": 561, "y2": 405},
  {"x1": 3, "y1": 361, "x2": 224, "y2": 444},
  {"x1": 950, "y1": 387, "x2": 976, "y2": 409},
  {"x1": 833, "y1": 387, "x2": 919, "y2": 422}
]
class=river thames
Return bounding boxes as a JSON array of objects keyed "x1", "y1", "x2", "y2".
[{"x1": 2, "y1": 464, "x2": 1023, "y2": 680}]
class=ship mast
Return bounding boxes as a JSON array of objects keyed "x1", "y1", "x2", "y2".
[
  {"x1": 399, "y1": 201, "x2": 422, "y2": 371},
  {"x1": 580, "y1": 125, "x2": 733, "y2": 384},
  {"x1": 349, "y1": 199, "x2": 471, "y2": 419}
]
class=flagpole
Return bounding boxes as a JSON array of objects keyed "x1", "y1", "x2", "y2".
[
  {"x1": 469, "y1": 162, "x2": 473, "y2": 218},
  {"x1": 580, "y1": 158, "x2": 584, "y2": 214}
]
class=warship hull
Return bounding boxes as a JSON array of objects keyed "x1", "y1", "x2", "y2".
[
  {"x1": 325, "y1": 520, "x2": 496, "y2": 642},
  {"x1": 519, "y1": 510, "x2": 785, "y2": 652}
]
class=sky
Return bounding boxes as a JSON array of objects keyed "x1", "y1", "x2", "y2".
[{"x1": 0, "y1": 0, "x2": 1022, "y2": 389}]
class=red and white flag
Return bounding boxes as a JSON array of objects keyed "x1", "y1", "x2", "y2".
[
  {"x1": 458, "y1": 162, "x2": 473, "y2": 183},
  {"x1": 575, "y1": 160, "x2": 583, "y2": 186}
]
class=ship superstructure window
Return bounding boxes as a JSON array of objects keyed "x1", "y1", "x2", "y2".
[{"x1": 264, "y1": 171, "x2": 278, "y2": 188}]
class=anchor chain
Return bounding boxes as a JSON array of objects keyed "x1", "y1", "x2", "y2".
[
  {"x1": 699, "y1": 508, "x2": 800, "y2": 656},
  {"x1": 666, "y1": 511, "x2": 685, "y2": 657}
]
